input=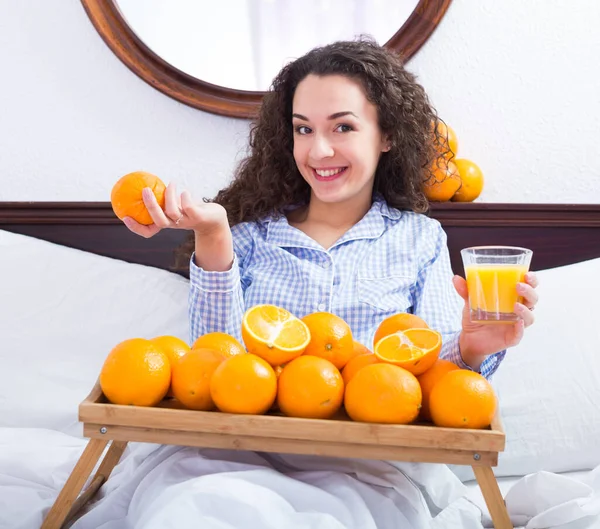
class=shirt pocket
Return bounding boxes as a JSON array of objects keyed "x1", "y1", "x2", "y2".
[{"x1": 357, "y1": 274, "x2": 414, "y2": 313}]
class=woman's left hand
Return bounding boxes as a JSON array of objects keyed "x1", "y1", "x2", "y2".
[{"x1": 452, "y1": 272, "x2": 539, "y2": 370}]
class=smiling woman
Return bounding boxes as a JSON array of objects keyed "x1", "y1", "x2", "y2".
[{"x1": 80, "y1": 0, "x2": 453, "y2": 117}]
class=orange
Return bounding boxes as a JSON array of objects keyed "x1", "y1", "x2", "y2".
[
  {"x1": 100, "y1": 338, "x2": 170, "y2": 406},
  {"x1": 110, "y1": 171, "x2": 166, "y2": 225},
  {"x1": 451, "y1": 158, "x2": 484, "y2": 202},
  {"x1": 210, "y1": 353, "x2": 277, "y2": 414},
  {"x1": 170, "y1": 348, "x2": 226, "y2": 410},
  {"x1": 241, "y1": 304, "x2": 310, "y2": 366},
  {"x1": 277, "y1": 356, "x2": 344, "y2": 419},
  {"x1": 151, "y1": 335, "x2": 190, "y2": 397},
  {"x1": 345, "y1": 364, "x2": 422, "y2": 424},
  {"x1": 372, "y1": 313, "x2": 429, "y2": 349},
  {"x1": 270, "y1": 364, "x2": 285, "y2": 412},
  {"x1": 192, "y1": 332, "x2": 246, "y2": 358},
  {"x1": 341, "y1": 352, "x2": 379, "y2": 385},
  {"x1": 374, "y1": 328, "x2": 442, "y2": 375},
  {"x1": 429, "y1": 370, "x2": 497, "y2": 429},
  {"x1": 301, "y1": 312, "x2": 354, "y2": 370},
  {"x1": 435, "y1": 121, "x2": 459, "y2": 160},
  {"x1": 151, "y1": 336, "x2": 190, "y2": 363},
  {"x1": 352, "y1": 341, "x2": 371, "y2": 359},
  {"x1": 423, "y1": 158, "x2": 461, "y2": 202},
  {"x1": 416, "y1": 359, "x2": 460, "y2": 421}
]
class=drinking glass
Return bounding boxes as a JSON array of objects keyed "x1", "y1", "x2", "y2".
[{"x1": 461, "y1": 246, "x2": 533, "y2": 323}]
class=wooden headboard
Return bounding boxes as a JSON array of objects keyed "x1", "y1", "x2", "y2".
[{"x1": 1, "y1": 202, "x2": 600, "y2": 276}]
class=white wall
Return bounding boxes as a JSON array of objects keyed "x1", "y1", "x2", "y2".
[{"x1": 0, "y1": 0, "x2": 598, "y2": 203}]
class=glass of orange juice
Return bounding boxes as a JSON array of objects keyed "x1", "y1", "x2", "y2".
[{"x1": 461, "y1": 246, "x2": 533, "y2": 324}]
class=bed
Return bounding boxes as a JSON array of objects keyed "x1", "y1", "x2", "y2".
[{"x1": 1, "y1": 201, "x2": 600, "y2": 529}]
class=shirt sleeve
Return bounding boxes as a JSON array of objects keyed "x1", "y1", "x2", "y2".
[
  {"x1": 441, "y1": 332, "x2": 506, "y2": 379},
  {"x1": 188, "y1": 223, "x2": 254, "y2": 345},
  {"x1": 412, "y1": 221, "x2": 505, "y2": 379}
]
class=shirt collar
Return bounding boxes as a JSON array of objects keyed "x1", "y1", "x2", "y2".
[
  {"x1": 264, "y1": 196, "x2": 403, "y2": 250},
  {"x1": 375, "y1": 195, "x2": 403, "y2": 221}
]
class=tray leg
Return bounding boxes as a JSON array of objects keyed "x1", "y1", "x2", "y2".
[
  {"x1": 63, "y1": 441, "x2": 129, "y2": 527},
  {"x1": 472, "y1": 466, "x2": 513, "y2": 529},
  {"x1": 41, "y1": 438, "x2": 108, "y2": 528},
  {"x1": 41, "y1": 439, "x2": 127, "y2": 529}
]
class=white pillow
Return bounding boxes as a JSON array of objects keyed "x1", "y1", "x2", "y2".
[
  {"x1": 0, "y1": 230, "x2": 189, "y2": 437},
  {"x1": 453, "y1": 256, "x2": 600, "y2": 480}
]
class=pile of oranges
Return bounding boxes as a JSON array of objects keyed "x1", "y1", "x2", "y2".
[
  {"x1": 99, "y1": 306, "x2": 497, "y2": 430},
  {"x1": 423, "y1": 122, "x2": 485, "y2": 203}
]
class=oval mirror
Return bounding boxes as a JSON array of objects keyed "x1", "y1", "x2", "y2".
[{"x1": 81, "y1": 0, "x2": 452, "y2": 119}]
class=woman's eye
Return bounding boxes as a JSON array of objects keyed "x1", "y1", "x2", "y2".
[
  {"x1": 336, "y1": 124, "x2": 353, "y2": 133},
  {"x1": 294, "y1": 125, "x2": 311, "y2": 135}
]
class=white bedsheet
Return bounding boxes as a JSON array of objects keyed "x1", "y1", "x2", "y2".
[{"x1": 0, "y1": 428, "x2": 599, "y2": 529}]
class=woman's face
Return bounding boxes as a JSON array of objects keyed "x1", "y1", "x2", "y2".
[{"x1": 292, "y1": 74, "x2": 389, "y2": 208}]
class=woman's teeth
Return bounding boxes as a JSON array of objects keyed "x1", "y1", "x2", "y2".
[{"x1": 315, "y1": 168, "x2": 345, "y2": 177}]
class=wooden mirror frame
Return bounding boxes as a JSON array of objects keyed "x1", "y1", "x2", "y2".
[{"x1": 81, "y1": 0, "x2": 453, "y2": 119}]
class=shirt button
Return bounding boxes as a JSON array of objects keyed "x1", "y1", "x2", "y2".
[
  {"x1": 317, "y1": 303, "x2": 326, "y2": 311},
  {"x1": 322, "y1": 260, "x2": 331, "y2": 269}
]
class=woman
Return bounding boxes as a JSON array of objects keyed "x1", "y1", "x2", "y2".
[{"x1": 125, "y1": 37, "x2": 538, "y2": 377}]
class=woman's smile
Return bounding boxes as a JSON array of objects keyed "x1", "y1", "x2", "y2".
[{"x1": 312, "y1": 166, "x2": 348, "y2": 182}]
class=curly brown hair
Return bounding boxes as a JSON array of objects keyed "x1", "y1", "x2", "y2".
[{"x1": 175, "y1": 37, "x2": 449, "y2": 270}]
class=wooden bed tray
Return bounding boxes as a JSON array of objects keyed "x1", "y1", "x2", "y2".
[{"x1": 42, "y1": 383, "x2": 513, "y2": 529}]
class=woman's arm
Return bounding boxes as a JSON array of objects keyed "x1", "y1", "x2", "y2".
[
  {"x1": 188, "y1": 222, "x2": 254, "y2": 345},
  {"x1": 120, "y1": 184, "x2": 252, "y2": 344},
  {"x1": 412, "y1": 222, "x2": 505, "y2": 378}
]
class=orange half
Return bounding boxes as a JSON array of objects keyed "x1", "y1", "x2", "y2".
[
  {"x1": 374, "y1": 328, "x2": 442, "y2": 375},
  {"x1": 372, "y1": 313, "x2": 429, "y2": 349},
  {"x1": 241, "y1": 305, "x2": 311, "y2": 366}
]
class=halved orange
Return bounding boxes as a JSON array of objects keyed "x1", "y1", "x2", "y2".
[
  {"x1": 374, "y1": 328, "x2": 442, "y2": 376},
  {"x1": 372, "y1": 313, "x2": 429, "y2": 349},
  {"x1": 241, "y1": 304, "x2": 311, "y2": 366}
]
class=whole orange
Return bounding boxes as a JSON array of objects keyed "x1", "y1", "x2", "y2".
[
  {"x1": 435, "y1": 121, "x2": 459, "y2": 160},
  {"x1": 100, "y1": 338, "x2": 170, "y2": 406},
  {"x1": 345, "y1": 363, "x2": 422, "y2": 424},
  {"x1": 270, "y1": 364, "x2": 285, "y2": 412},
  {"x1": 352, "y1": 341, "x2": 371, "y2": 358},
  {"x1": 416, "y1": 359, "x2": 460, "y2": 421},
  {"x1": 171, "y1": 348, "x2": 226, "y2": 410},
  {"x1": 192, "y1": 332, "x2": 246, "y2": 358},
  {"x1": 429, "y1": 370, "x2": 497, "y2": 429},
  {"x1": 210, "y1": 353, "x2": 277, "y2": 414},
  {"x1": 151, "y1": 335, "x2": 190, "y2": 397},
  {"x1": 110, "y1": 171, "x2": 166, "y2": 225},
  {"x1": 451, "y1": 159, "x2": 484, "y2": 202},
  {"x1": 151, "y1": 335, "x2": 190, "y2": 363},
  {"x1": 277, "y1": 355, "x2": 344, "y2": 419},
  {"x1": 301, "y1": 312, "x2": 354, "y2": 369},
  {"x1": 423, "y1": 159, "x2": 461, "y2": 202},
  {"x1": 372, "y1": 313, "x2": 429, "y2": 349},
  {"x1": 341, "y1": 352, "x2": 379, "y2": 385}
]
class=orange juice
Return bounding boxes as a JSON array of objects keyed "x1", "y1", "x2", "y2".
[{"x1": 465, "y1": 264, "x2": 528, "y2": 322}]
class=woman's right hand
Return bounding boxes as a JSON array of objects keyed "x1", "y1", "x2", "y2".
[{"x1": 122, "y1": 182, "x2": 229, "y2": 239}]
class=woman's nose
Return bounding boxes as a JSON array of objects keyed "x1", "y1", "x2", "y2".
[{"x1": 309, "y1": 134, "x2": 334, "y2": 160}]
